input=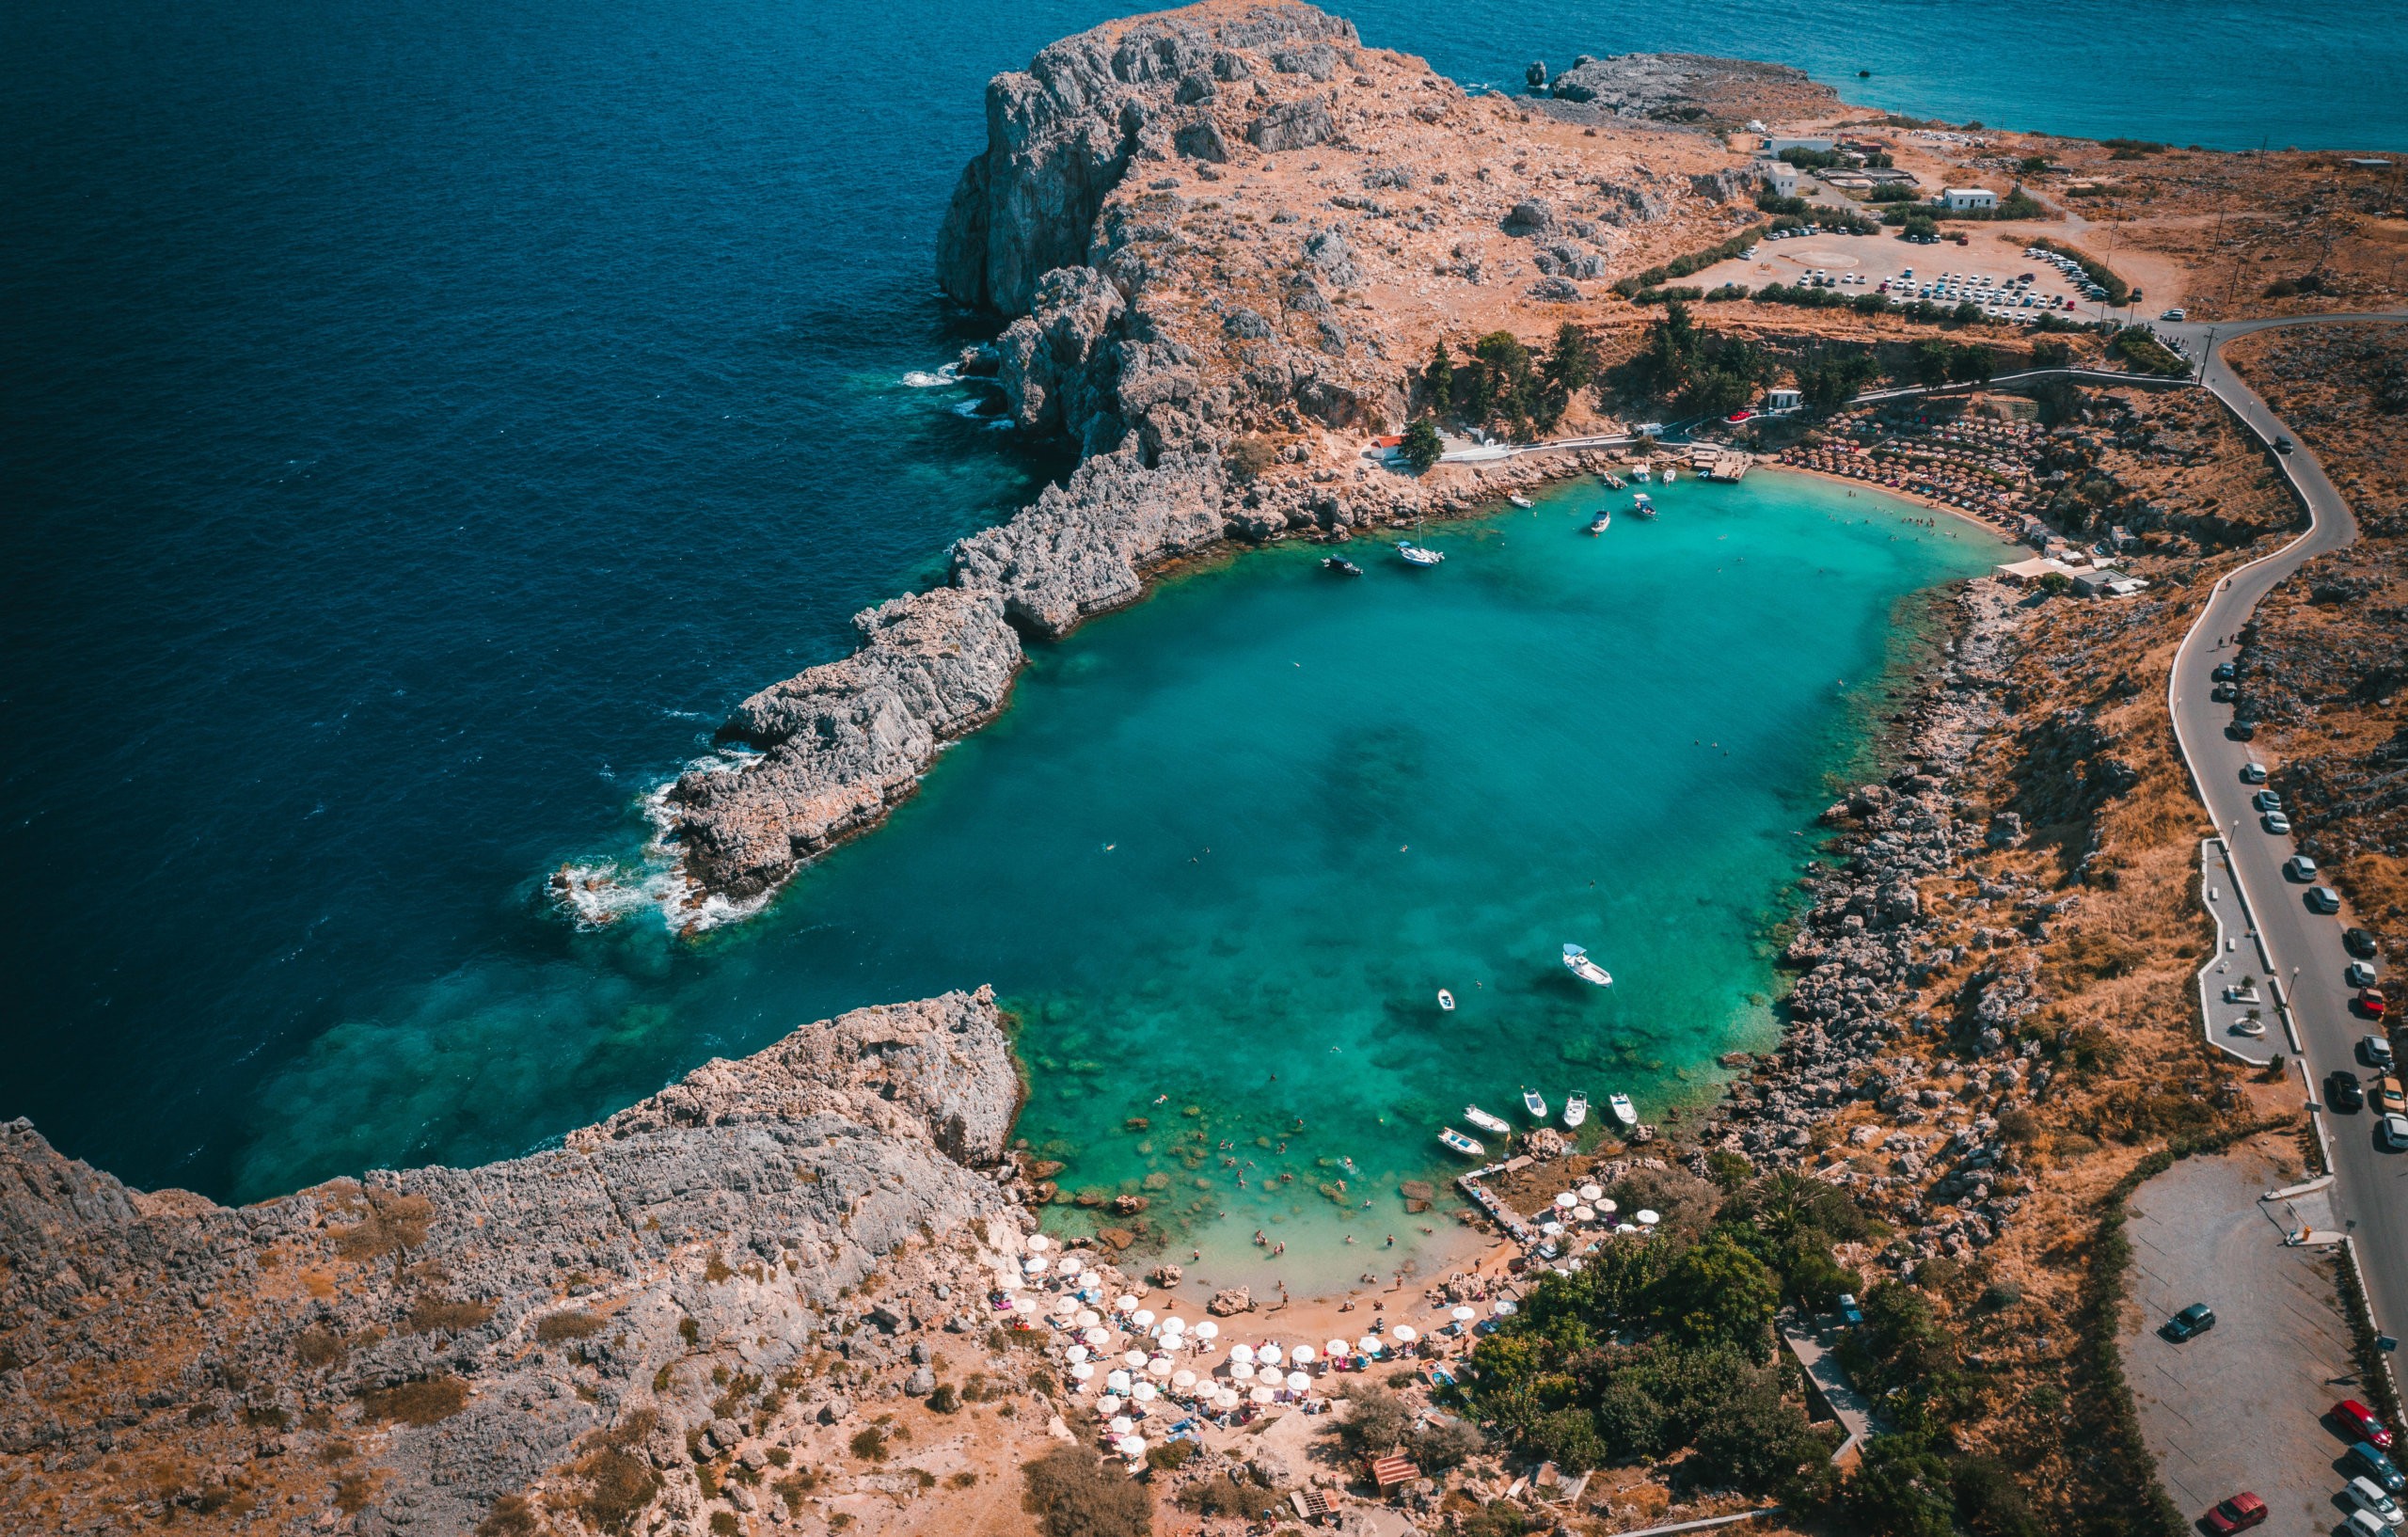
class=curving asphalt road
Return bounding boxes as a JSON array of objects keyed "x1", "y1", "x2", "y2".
[{"x1": 2157, "y1": 311, "x2": 2408, "y2": 1350}]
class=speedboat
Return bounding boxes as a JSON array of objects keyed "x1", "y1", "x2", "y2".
[
  {"x1": 1587, "y1": 510, "x2": 1611, "y2": 535},
  {"x1": 1322, "y1": 554, "x2": 1363, "y2": 577},
  {"x1": 1562, "y1": 944, "x2": 1612, "y2": 986},
  {"x1": 1464, "y1": 1104, "x2": 1513, "y2": 1136},
  {"x1": 1630, "y1": 493, "x2": 1655, "y2": 518},
  {"x1": 1632, "y1": 465, "x2": 1653, "y2": 483},
  {"x1": 1439, "y1": 1128, "x2": 1485, "y2": 1157},
  {"x1": 1522, "y1": 1087, "x2": 1548, "y2": 1119},
  {"x1": 1436, "y1": 989, "x2": 1455, "y2": 1011},
  {"x1": 1507, "y1": 493, "x2": 1534, "y2": 509},
  {"x1": 1599, "y1": 471, "x2": 1625, "y2": 490},
  {"x1": 1397, "y1": 540, "x2": 1445, "y2": 567},
  {"x1": 1608, "y1": 1092, "x2": 1638, "y2": 1128},
  {"x1": 1660, "y1": 467, "x2": 1677, "y2": 484},
  {"x1": 1563, "y1": 1092, "x2": 1589, "y2": 1130}
]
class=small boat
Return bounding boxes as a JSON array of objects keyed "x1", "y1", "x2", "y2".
[
  {"x1": 1660, "y1": 467, "x2": 1678, "y2": 484},
  {"x1": 1608, "y1": 1092, "x2": 1639, "y2": 1128},
  {"x1": 1464, "y1": 1104, "x2": 1513, "y2": 1136},
  {"x1": 1632, "y1": 466, "x2": 1653, "y2": 483},
  {"x1": 1562, "y1": 944, "x2": 1612, "y2": 986},
  {"x1": 1630, "y1": 493, "x2": 1655, "y2": 519},
  {"x1": 1507, "y1": 493, "x2": 1534, "y2": 509},
  {"x1": 1322, "y1": 554, "x2": 1363, "y2": 577},
  {"x1": 1439, "y1": 1128, "x2": 1485, "y2": 1157},
  {"x1": 1587, "y1": 510, "x2": 1611, "y2": 535},
  {"x1": 1436, "y1": 989, "x2": 1455, "y2": 1011},
  {"x1": 1599, "y1": 471, "x2": 1626, "y2": 490},
  {"x1": 1563, "y1": 1092, "x2": 1589, "y2": 1130},
  {"x1": 1397, "y1": 540, "x2": 1445, "y2": 567},
  {"x1": 1522, "y1": 1086, "x2": 1548, "y2": 1119}
]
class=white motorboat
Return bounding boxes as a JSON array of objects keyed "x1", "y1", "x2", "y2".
[
  {"x1": 1522, "y1": 1086, "x2": 1548, "y2": 1119},
  {"x1": 1587, "y1": 510, "x2": 1611, "y2": 535},
  {"x1": 1630, "y1": 493, "x2": 1655, "y2": 519},
  {"x1": 1632, "y1": 465, "x2": 1653, "y2": 483},
  {"x1": 1562, "y1": 944, "x2": 1612, "y2": 986},
  {"x1": 1599, "y1": 471, "x2": 1625, "y2": 490},
  {"x1": 1660, "y1": 467, "x2": 1678, "y2": 484},
  {"x1": 1508, "y1": 493, "x2": 1534, "y2": 509},
  {"x1": 1464, "y1": 1104, "x2": 1513, "y2": 1136},
  {"x1": 1439, "y1": 1128, "x2": 1485, "y2": 1157},
  {"x1": 1397, "y1": 540, "x2": 1445, "y2": 566},
  {"x1": 1436, "y1": 989, "x2": 1455, "y2": 1011},
  {"x1": 1608, "y1": 1092, "x2": 1639, "y2": 1128},
  {"x1": 1563, "y1": 1092, "x2": 1589, "y2": 1130}
]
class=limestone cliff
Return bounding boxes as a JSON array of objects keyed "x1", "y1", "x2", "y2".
[{"x1": 0, "y1": 990, "x2": 1031, "y2": 1536}]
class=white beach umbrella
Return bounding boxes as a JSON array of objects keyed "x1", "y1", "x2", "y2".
[
  {"x1": 1012, "y1": 1296, "x2": 1038, "y2": 1315},
  {"x1": 1228, "y1": 1343, "x2": 1255, "y2": 1365},
  {"x1": 1229, "y1": 1361, "x2": 1256, "y2": 1382},
  {"x1": 1356, "y1": 1336, "x2": 1383, "y2": 1355},
  {"x1": 1171, "y1": 1370, "x2": 1197, "y2": 1390},
  {"x1": 1193, "y1": 1321, "x2": 1219, "y2": 1341},
  {"x1": 994, "y1": 1275, "x2": 1022, "y2": 1291},
  {"x1": 1122, "y1": 1350, "x2": 1148, "y2": 1369},
  {"x1": 1493, "y1": 1301, "x2": 1517, "y2": 1317},
  {"x1": 1450, "y1": 1307, "x2": 1476, "y2": 1323},
  {"x1": 1105, "y1": 1370, "x2": 1133, "y2": 1393},
  {"x1": 1131, "y1": 1309, "x2": 1155, "y2": 1330},
  {"x1": 1083, "y1": 1326, "x2": 1111, "y2": 1347},
  {"x1": 1577, "y1": 1183, "x2": 1604, "y2": 1202},
  {"x1": 1114, "y1": 1294, "x2": 1140, "y2": 1313},
  {"x1": 1540, "y1": 1222, "x2": 1564, "y2": 1237},
  {"x1": 1259, "y1": 1344, "x2": 1283, "y2": 1367},
  {"x1": 1290, "y1": 1345, "x2": 1315, "y2": 1365},
  {"x1": 1076, "y1": 1309, "x2": 1101, "y2": 1328},
  {"x1": 1070, "y1": 1362, "x2": 1096, "y2": 1382},
  {"x1": 1109, "y1": 1415, "x2": 1133, "y2": 1435},
  {"x1": 1215, "y1": 1389, "x2": 1242, "y2": 1410},
  {"x1": 1023, "y1": 1257, "x2": 1050, "y2": 1275},
  {"x1": 1097, "y1": 1395, "x2": 1122, "y2": 1415},
  {"x1": 1250, "y1": 1386, "x2": 1276, "y2": 1405},
  {"x1": 1286, "y1": 1371, "x2": 1310, "y2": 1391},
  {"x1": 1160, "y1": 1315, "x2": 1187, "y2": 1336},
  {"x1": 1147, "y1": 1356, "x2": 1174, "y2": 1378},
  {"x1": 1616, "y1": 1223, "x2": 1639, "y2": 1234},
  {"x1": 1391, "y1": 1325, "x2": 1418, "y2": 1343},
  {"x1": 1026, "y1": 1233, "x2": 1051, "y2": 1252},
  {"x1": 1326, "y1": 1338, "x2": 1351, "y2": 1356},
  {"x1": 1636, "y1": 1209, "x2": 1660, "y2": 1226},
  {"x1": 1573, "y1": 1205, "x2": 1596, "y2": 1223},
  {"x1": 1132, "y1": 1381, "x2": 1158, "y2": 1402},
  {"x1": 1067, "y1": 1344, "x2": 1090, "y2": 1364},
  {"x1": 1117, "y1": 1435, "x2": 1147, "y2": 1458},
  {"x1": 1554, "y1": 1192, "x2": 1578, "y2": 1210},
  {"x1": 1596, "y1": 1199, "x2": 1617, "y2": 1215}
]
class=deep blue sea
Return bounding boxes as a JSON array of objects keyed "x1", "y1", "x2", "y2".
[{"x1": 4, "y1": 0, "x2": 2400, "y2": 1226}]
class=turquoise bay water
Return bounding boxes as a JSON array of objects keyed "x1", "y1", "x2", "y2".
[{"x1": 240, "y1": 474, "x2": 1994, "y2": 1285}]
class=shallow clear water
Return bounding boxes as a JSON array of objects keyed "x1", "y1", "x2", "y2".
[
  {"x1": 1, "y1": 0, "x2": 2369, "y2": 1228},
  {"x1": 236, "y1": 472, "x2": 1996, "y2": 1284}
]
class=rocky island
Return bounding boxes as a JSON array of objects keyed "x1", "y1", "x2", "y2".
[{"x1": 16, "y1": 3, "x2": 2408, "y2": 1535}]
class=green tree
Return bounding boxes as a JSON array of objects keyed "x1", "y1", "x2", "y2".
[
  {"x1": 1021, "y1": 1445, "x2": 1151, "y2": 1537},
  {"x1": 1901, "y1": 213, "x2": 1939, "y2": 243},
  {"x1": 1913, "y1": 340, "x2": 1953, "y2": 388},
  {"x1": 1686, "y1": 1374, "x2": 1831, "y2": 1495},
  {"x1": 1424, "y1": 338, "x2": 1456, "y2": 414},
  {"x1": 1842, "y1": 1436, "x2": 1956, "y2": 1537},
  {"x1": 1645, "y1": 1230, "x2": 1780, "y2": 1359},
  {"x1": 1519, "y1": 1407, "x2": 1609, "y2": 1471},
  {"x1": 1401, "y1": 417, "x2": 1444, "y2": 472},
  {"x1": 1950, "y1": 344, "x2": 1995, "y2": 385},
  {"x1": 1543, "y1": 322, "x2": 1596, "y2": 396},
  {"x1": 1949, "y1": 1456, "x2": 2046, "y2": 1537},
  {"x1": 2030, "y1": 338, "x2": 2073, "y2": 370},
  {"x1": 1336, "y1": 1386, "x2": 1411, "y2": 1458}
]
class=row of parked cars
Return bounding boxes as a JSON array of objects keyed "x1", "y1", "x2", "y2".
[{"x1": 2199, "y1": 1399, "x2": 2406, "y2": 1531}]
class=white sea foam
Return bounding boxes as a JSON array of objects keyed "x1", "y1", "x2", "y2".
[
  {"x1": 901, "y1": 362, "x2": 961, "y2": 388},
  {"x1": 548, "y1": 746, "x2": 773, "y2": 934},
  {"x1": 950, "y1": 396, "x2": 992, "y2": 420}
]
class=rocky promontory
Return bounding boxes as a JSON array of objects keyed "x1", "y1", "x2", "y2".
[
  {"x1": 0, "y1": 990, "x2": 1033, "y2": 1535},
  {"x1": 644, "y1": 0, "x2": 1806, "y2": 921}
]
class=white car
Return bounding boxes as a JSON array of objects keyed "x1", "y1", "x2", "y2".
[
  {"x1": 2384, "y1": 1115, "x2": 2408, "y2": 1153},
  {"x1": 2287, "y1": 854, "x2": 2320, "y2": 881},
  {"x1": 2352, "y1": 1508, "x2": 2396, "y2": 1537},
  {"x1": 2242, "y1": 761, "x2": 2270, "y2": 784},
  {"x1": 2263, "y1": 811, "x2": 2292, "y2": 833},
  {"x1": 2310, "y1": 886, "x2": 2344, "y2": 914},
  {"x1": 2351, "y1": 1473, "x2": 2406, "y2": 1524},
  {"x1": 2351, "y1": 962, "x2": 2381, "y2": 989}
]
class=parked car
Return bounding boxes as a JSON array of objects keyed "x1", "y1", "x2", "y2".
[
  {"x1": 2202, "y1": 1492, "x2": 2267, "y2": 1533},
  {"x1": 2332, "y1": 1070, "x2": 2368, "y2": 1112},
  {"x1": 2351, "y1": 962, "x2": 2381, "y2": 989},
  {"x1": 2288, "y1": 854, "x2": 2320, "y2": 881},
  {"x1": 2349, "y1": 1508, "x2": 2393, "y2": 1537},
  {"x1": 2312, "y1": 886, "x2": 2345, "y2": 913},
  {"x1": 2232, "y1": 721, "x2": 2258, "y2": 740},
  {"x1": 2338, "y1": 1402, "x2": 2398, "y2": 1451},
  {"x1": 2365, "y1": 1035, "x2": 2396, "y2": 1070},
  {"x1": 2253, "y1": 789, "x2": 2283, "y2": 811},
  {"x1": 2377, "y1": 1076, "x2": 2405, "y2": 1114},
  {"x1": 2349, "y1": 927, "x2": 2383, "y2": 959},
  {"x1": 2162, "y1": 307, "x2": 2188, "y2": 322},
  {"x1": 2348, "y1": 1476, "x2": 2405, "y2": 1526},
  {"x1": 2351, "y1": 1442, "x2": 2408, "y2": 1494},
  {"x1": 2162, "y1": 1303, "x2": 2216, "y2": 1340},
  {"x1": 2242, "y1": 761, "x2": 2270, "y2": 784},
  {"x1": 2364, "y1": 989, "x2": 2392, "y2": 1021},
  {"x1": 2385, "y1": 1115, "x2": 2408, "y2": 1152},
  {"x1": 2214, "y1": 683, "x2": 2241, "y2": 703},
  {"x1": 2274, "y1": 436, "x2": 2294, "y2": 454},
  {"x1": 2265, "y1": 811, "x2": 2293, "y2": 833}
]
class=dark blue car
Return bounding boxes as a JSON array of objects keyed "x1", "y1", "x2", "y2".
[
  {"x1": 2162, "y1": 1303, "x2": 2216, "y2": 1341},
  {"x1": 2347, "y1": 1442, "x2": 2406, "y2": 1495}
]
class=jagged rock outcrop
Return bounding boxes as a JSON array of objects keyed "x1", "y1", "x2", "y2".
[
  {"x1": 0, "y1": 990, "x2": 1026, "y2": 1537},
  {"x1": 1545, "y1": 51, "x2": 1819, "y2": 123}
]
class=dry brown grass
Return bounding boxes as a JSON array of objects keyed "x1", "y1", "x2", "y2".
[{"x1": 356, "y1": 1375, "x2": 470, "y2": 1427}]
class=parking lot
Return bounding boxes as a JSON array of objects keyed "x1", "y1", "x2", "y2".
[
  {"x1": 1684, "y1": 225, "x2": 2118, "y2": 322},
  {"x1": 2120, "y1": 1136, "x2": 2375, "y2": 1533}
]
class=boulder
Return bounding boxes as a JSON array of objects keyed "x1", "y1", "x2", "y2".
[{"x1": 1207, "y1": 1287, "x2": 1255, "y2": 1317}]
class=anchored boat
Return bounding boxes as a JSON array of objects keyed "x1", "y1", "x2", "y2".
[
  {"x1": 1563, "y1": 1091, "x2": 1590, "y2": 1130},
  {"x1": 1599, "y1": 471, "x2": 1626, "y2": 490},
  {"x1": 1608, "y1": 1092, "x2": 1639, "y2": 1128},
  {"x1": 1436, "y1": 989, "x2": 1455, "y2": 1011},
  {"x1": 1522, "y1": 1086, "x2": 1548, "y2": 1119},
  {"x1": 1508, "y1": 493, "x2": 1534, "y2": 509},
  {"x1": 1630, "y1": 493, "x2": 1655, "y2": 518},
  {"x1": 1632, "y1": 465, "x2": 1653, "y2": 483},
  {"x1": 1439, "y1": 1128, "x2": 1485, "y2": 1157},
  {"x1": 1464, "y1": 1104, "x2": 1512, "y2": 1137},
  {"x1": 1587, "y1": 509, "x2": 1611, "y2": 535},
  {"x1": 1562, "y1": 944, "x2": 1613, "y2": 986},
  {"x1": 1322, "y1": 554, "x2": 1363, "y2": 576},
  {"x1": 1397, "y1": 540, "x2": 1445, "y2": 567}
]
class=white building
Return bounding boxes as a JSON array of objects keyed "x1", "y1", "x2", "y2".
[
  {"x1": 1766, "y1": 136, "x2": 1835, "y2": 155},
  {"x1": 1765, "y1": 388, "x2": 1802, "y2": 414},
  {"x1": 1941, "y1": 186, "x2": 1999, "y2": 212}
]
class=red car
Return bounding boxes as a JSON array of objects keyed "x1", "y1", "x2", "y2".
[
  {"x1": 2362, "y1": 989, "x2": 2390, "y2": 1021},
  {"x1": 1725, "y1": 409, "x2": 1755, "y2": 423},
  {"x1": 2203, "y1": 1493, "x2": 2267, "y2": 1534},
  {"x1": 2337, "y1": 1399, "x2": 2396, "y2": 1450}
]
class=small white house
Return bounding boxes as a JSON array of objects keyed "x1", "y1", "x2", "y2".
[
  {"x1": 1941, "y1": 186, "x2": 1999, "y2": 212},
  {"x1": 1765, "y1": 388, "x2": 1803, "y2": 414},
  {"x1": 1764, "y1": 163, "x2": 1800, "y2": 198}
]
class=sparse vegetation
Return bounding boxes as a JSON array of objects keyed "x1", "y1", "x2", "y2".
[
  {"x1": 354, "y1": 1375, "x2": 469, "y2": 1427},
  {"x1": 1022, "y1": 1444, "x2": 1152, "y2": 1537}
]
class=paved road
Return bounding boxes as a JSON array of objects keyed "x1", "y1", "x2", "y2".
[{"x1": 2156, "y1": 311, "x2": 2408, "y2": 1351}]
